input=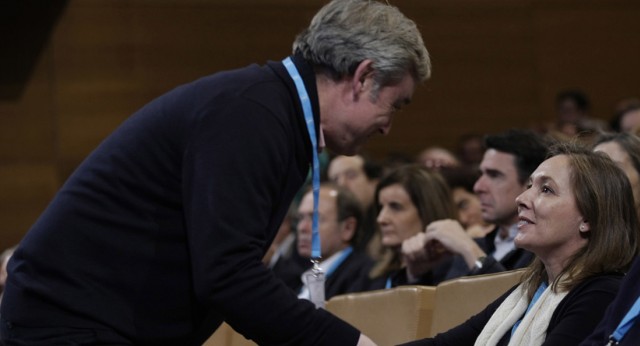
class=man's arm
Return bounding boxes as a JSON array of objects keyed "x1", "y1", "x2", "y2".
[{"x1": 183, "y1": 99, "x2": 360, "y2": 345}]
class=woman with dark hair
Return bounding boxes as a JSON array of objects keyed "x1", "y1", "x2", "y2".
[
  {"x1": 368, "y1": 164, "x2": 458, "y2": 288},
  {"x1": 579, "y1": 133, "x2": 640, "y2": 346},
  {"x1": 593, "y1": 132, "x2": 640, "y2": 215},
  {"x1": 401, "y1": 142, "x2": 639, "y2": 346}
]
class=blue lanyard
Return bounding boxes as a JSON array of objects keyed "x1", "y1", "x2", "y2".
[
  {"x1": 512, "y1": 282, "x2": 547, "y2": 335},
  {"x1": 385, "y1": 277, "x2": 392, "y2": 289},
  {"x1": 609, "y1": 295, "x2": 640, "y2": 345},
  {"x1": 325, "y1": 247, "x2": 353, "y2": 277},
  {"x1": 282, "y1": 57, "x2": 322, "y2": 261}
]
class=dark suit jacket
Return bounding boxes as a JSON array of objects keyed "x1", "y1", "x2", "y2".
[
  {"x1": 325, "y1": 250, "x2": 375, "y2": 300},
  {"x1": 271, "y1": 247, "x2": 311, "y2": 292},
  {"x1": 581, "y1": 257, "x2": 640, "y2": 345},
  {"x1": 477, "y1": 226, "x2": 535, "y2": 271}
]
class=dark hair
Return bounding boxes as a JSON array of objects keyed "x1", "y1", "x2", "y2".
[
  {"x1": 610, "y1": 98, "x2": 640, "y2": 132},
  {"x1": 484, "y1": 129, "x2": 553, "y2": 185},
  {"x1": 292, "y1": 0, "x2": 431, "y2": 95},
  {"x1": 439, "y1": 165, "x2": 480, "y2": 193},
  {"x1": 362, "y1": 157, "x2": 384, "y2": 181},
  {"x1": 556, "y1": 89, "x2": 590, "y2": 112},
  {"x1": 522, "y1": 142, "x2": 639, "y2": 298},
  {"x1": 370, "y1": 164, "x2": 457, "y2": 278},
  {"x1": 593, "y1": 132, "x2": 640, "y2": 182},
  {"x1": 332, "y1": 183, "x2": 364, "y2": 246},
  {"x1": 375, "y1": 164, "x2": 457, "y2": 229}
]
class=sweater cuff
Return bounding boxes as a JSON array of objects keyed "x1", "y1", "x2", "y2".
[{"x1": 317, "y1": 308, "x2": 361, "y2": 345}]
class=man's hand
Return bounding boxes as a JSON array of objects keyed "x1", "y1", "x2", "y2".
[
  {"x1": 402, "y1": 232, "x2": 451, "y2": 280},
  {"x1": 423, "y1": 219, "x2": 487, "y2": 270},
  {"x1": 357, "y1": 333, "x2": 378, "y2": 346}
]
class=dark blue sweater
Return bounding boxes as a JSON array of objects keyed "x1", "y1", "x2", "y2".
[
  {"x1": 581, "y1": 257, "x2": 640, "y2": 346},
  {"x1": 1, "y1": 55, "x2": 359, "y2": 345}
]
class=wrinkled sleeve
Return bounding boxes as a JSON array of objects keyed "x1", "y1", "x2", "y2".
[{"x1": 183, "y1": 98, "x2": 359, "y2": 345}]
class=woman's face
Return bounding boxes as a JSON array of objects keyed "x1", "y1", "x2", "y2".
[
  {"x1": 594, "y1": 141, "x2": 640, "y2": 211},
  {"x1": 514, "y1": 155, "x2": 588, "y2": 261},
  {"x1": 377, "y1": 183, "x2": 424, "y2": 247},
  {"x1": 452, "y1": 187, "x2": 484, "y2": 228}
]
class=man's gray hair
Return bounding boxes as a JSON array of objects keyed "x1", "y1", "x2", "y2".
[{"x1": 293, "y1": 0, "x2": 431, "y2": 96}]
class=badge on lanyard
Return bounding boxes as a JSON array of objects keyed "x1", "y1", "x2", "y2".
[
  {"x1": 283, "y1": 57, "x2": 325, "y2": 308},
  {"x1": 305, "y1": 261, "x2": 326, "y2": 309}
]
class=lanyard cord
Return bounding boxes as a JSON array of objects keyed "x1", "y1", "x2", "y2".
[
  {"x1": 609, "y1": 295, "x2": 640, "y2": 345},
  {"x1": 282, "y1": 57, "x2": 322, "y2": 263},
  {"x1": 324, "y1": 247, "x2": 353, "y2": 277}
]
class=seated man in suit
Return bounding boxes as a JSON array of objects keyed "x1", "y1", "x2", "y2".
[
  {"x1": 296, "y1": 183, "x2": 374, "y2": 300},
  {"x1": 328, "y1": 154, "x2": 384, "y2": 260},
  {"x1": 402, "y1": 129, "x2": 552, "y2": 283}
]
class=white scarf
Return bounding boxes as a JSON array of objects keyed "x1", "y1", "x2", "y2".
[{"x1": 474, "y1": 283, "x2": 568, "y2": 346}]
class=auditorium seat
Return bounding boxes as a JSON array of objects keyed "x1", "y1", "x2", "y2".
[
  {"x1": 326, "y1": 269, "x2": 524, "y2": 345},
  {"x1": 203, "y1": 269, "x2": 524, "y2": 346}
]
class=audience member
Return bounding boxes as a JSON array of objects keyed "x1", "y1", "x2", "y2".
[
  {"x1": 455, "y1": 133, "x2": 485, "y2": 169},
  {"x1": 328, "y1": 155, "x2": 384, "y2": 260},
  {"x1": 439, "y1": 166, "x2": 493, "y2": 238},
  {"x1": 551, "y1": 89, "x2": 607, "y2": 138},
  {"x1": 264, "y1": 204, "x2": 295, "y2": 267},
  {"x1": 593, "y1": 132, "x2": 640, "y2": 215},
  {"x1": 295, "y1": 183, "x2": 374, "y2": 301},
  {"x1": 416, "y1": 146, "x2": 460, "y2": 170},
  {"x1": 266, "y1": 203, "x2": 310, "y2": 292},
  {"x1": 1, "y1": 0, "x2": 431, "y2": 344},
  {"x1": 581, "y1": 258, "x2": 640, "y2": 345},
  {"x1": 401, "y1": 142, "x2": 639, "y2": 346},
  {"x1": 610, "y1": 97, "x2": 640, "y2": 133},
  {"x1": 402, "y1": 129, "x2": 550, "y2": 281},
  {"x1": 368, "y1": 164, "x2": 458, "y2": 288},
  {"x1": 380, "y1": 152, "x2": 414, "y2": 176}
]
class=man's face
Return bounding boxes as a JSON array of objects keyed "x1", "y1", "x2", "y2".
[
  {"x1": 327, "y1": 155, "x2": 376, "y2": 208},
  {"x1": 557, "y1": 99, "x2": 584, "y2": 125},
  {"x1": 473, "y1": 149, "x2": 526, "y2": 227},
  {"x1": 322, "y1": 71, "x2": 416, "y2": 155},
  {"x1": 296, "y1": 188, "x2": 347, "y2": 259}
]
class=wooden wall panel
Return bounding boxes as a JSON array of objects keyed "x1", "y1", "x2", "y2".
[
  {"x1": 52, "y1": 2, "x2": 316, "y2": 170},
  {"x1": 368, "y1": 2, "x2": 540, "y2": 158},
  {"x1": 0, "y1": 164, "x2": 58, "y2": 250},
  {"x1": 533, "y1": 2, "x2": 640, "y2": 121},
  {"x1": 0, "y1": 39, "x2": 57, "y2": 250},
  {"x1": 0, "y1": 48, "x2": 56, "y2": 162}
]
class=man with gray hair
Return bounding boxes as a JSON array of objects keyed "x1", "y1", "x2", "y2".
[{"x1": 1, "y1": 0, "x2": 430, "y2": 345}]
